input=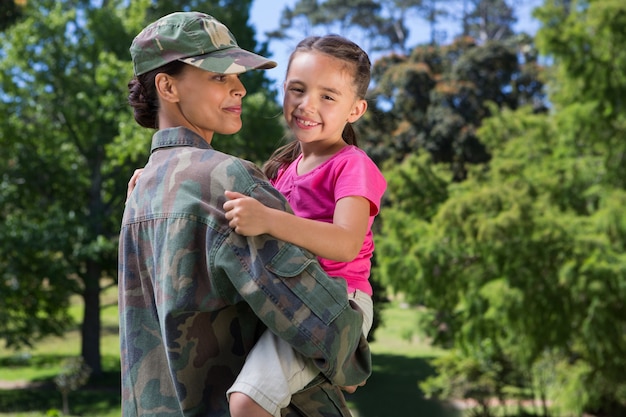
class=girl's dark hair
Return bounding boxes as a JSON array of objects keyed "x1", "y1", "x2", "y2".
[
  {"x1": 263, "y1": 34, "x2": 371, "y2": 180},
  {"x1": 127, "y1": 60, "x2": 187, "y2": 129}
]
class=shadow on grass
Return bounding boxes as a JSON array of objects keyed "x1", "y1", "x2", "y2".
[
  {"x1": 0, "y1": 388, "x2": 120, "y2": 416},
  {"x1": 0, "y1": 353, "x2": 72, "y2": 369},
  {"x1": 0, "y1": 371, "x2": 121, "y2": 416},
  {"x1": 0, "y1": 354, "x2": 459, "y2": 417},
  {"x1": 346, "y1": 353, "x2": 461, "y2": 417}
]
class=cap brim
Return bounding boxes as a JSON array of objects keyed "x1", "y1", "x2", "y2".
[{"x1": 179, "y1": 47, "x2": 277, "y2": 74}]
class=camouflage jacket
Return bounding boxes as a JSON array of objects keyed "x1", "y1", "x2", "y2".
[{"x1": 118, "y1": 127, "x2": 371, "y2": 417}]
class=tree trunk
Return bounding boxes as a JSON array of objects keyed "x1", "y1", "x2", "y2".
[
  {"x1": 81, "y1": 261, "x2": 102, "y2": 376},
  {"x1": 62, "y1": 391, "x2": 69, "y2": 415}
]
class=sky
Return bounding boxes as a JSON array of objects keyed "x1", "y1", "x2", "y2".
[{"x1": 248, "y1": 0, "x2": 543, "y2": 89}]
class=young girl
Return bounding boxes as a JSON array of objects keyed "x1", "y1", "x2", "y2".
[{"x1": 223, "y1": 35, "x2": 387, "y2": 417}]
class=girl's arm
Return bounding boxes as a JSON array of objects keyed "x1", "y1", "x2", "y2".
[{"x1": 223, "y1": 190, "x2": 370, "y2": 262}]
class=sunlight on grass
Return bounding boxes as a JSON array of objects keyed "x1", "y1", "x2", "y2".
[
  {"x1": 370, "y1": 300, "x2": 444, "y2": 358},
  {"x1": 0, "y1": 285, "x2": 120, "y2": 417},
  {"x1": 0, "y1": 290, "x2": 453, "y2": 417},
  {"x1": 345, "y1": 300, "x2": 460, "y2": 417},
  {"x1": 0, "y1": 284, "x2": 119, "y2": 383}
]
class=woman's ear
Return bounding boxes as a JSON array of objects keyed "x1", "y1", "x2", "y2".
[
  {"x1": 347, "y1": 99, "x2": 368, "y2": 123},
  {"x1": 155, "y1": 73, "x2": 179, "y2": 103}
]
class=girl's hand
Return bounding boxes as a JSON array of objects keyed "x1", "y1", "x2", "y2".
[
  {"x1": 341, "y1": 380, "x2": 366, "y2": 394},
  {"x1": 223, "y1": 190, "x2": 270, "y2": 236},
  {"x1": 126, "y1": 168, "x2": 144, "y2": 202}
]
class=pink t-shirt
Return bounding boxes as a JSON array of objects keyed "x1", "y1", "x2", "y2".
[{"x1": 272, "y1": 145, "x2": 387, "y2": 296}]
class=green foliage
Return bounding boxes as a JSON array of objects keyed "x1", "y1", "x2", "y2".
[
  {"x1": 271, "y1": 0, "x2": 520, "y2": 53},
  {"x1": 534, "y1": 0, "x2": 626, "y2": 187},
  {"x1": 0, "y1": 387, "x2": 120, "y2": 417},
  {"x1": 54, "y1": 357, "x2": 92, "y2": 396},
  {"x1": 269, "y1": 0, "x2": 395, "y2": 52},
  {"x1": 375, "y1": 153, "x2": 451, "y2": 304},
  {"x1": 0, "y1": 0, "x2": 283, "y2": 376},
  {"x1": 0, "y1": 1, "x2": 138, "y2": 372},
  {"x1": 420, "y1": 349, "x2": 528, "y2": 414},
  {"x1": 214, "y1": 91, "x2": 284, "y2": 165},
  {"x1": 366, "y1": 34, "x2": 545, "y2": 180},
  {"x1": 376, "y1": 2, "x2": 626, "y2": 414},
  {"x1": 54, "y1": 357, "x2": 92, "y2": 416},
  {"x1": 380, "y1": 114, "x2": 626, "y2": 414},
  {"x1": 464, "y1": 0, "x2": 517, "y2": 42}
]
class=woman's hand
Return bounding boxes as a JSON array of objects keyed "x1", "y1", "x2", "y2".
[{"x1": 126, "y1": 168, "x2": 144, "y2": 202}]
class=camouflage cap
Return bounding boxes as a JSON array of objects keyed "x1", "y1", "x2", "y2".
[{"x1": 130, "y1": 11, "x2": 277, "y2": 76}]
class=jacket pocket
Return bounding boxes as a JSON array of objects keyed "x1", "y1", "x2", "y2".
[{"x1": 266, "y1": 243, "x2": 348, "y2": 325}]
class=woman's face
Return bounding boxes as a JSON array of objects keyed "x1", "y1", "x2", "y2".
[{"x1": 164, "y1": 64, "x2": 247, "y2": 141}]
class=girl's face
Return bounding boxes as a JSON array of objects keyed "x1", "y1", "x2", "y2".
[
  {"x1": 283, "y1": 51, "x2": 366, "y2": 151},
  {"x1": 160, "y1": 65, "x2": 247, "y2": 142}
]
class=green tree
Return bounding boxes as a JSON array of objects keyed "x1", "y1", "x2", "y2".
[
  {"x1": 365, "y1": 32, "x2": 544, "y2": 180},
  {"x1": 268, "y1": 0, "x2": 420, "y2": 53},
  {"x1": 460, "y1": 0, "x2": 517, "y2": 41},
  {"x1": 0, "y1": 0, "x2": 282, "y2": 375},
  {"x1": 534, "y1": 0, "x2": 626, "y2": 186},
  {"x1": 420, "y1": 0, "x2": 455, "y2": 45},
  {"x1": 376, "y1": 0, "x2": 626, "y2": 413},
  {"x1": 0, "y1": 0, "x2": 138, "y2": 375}
]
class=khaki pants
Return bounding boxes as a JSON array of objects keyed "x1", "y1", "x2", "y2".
[{"x1": 227, "y1": 290, "x2": 373, "y2": 417}]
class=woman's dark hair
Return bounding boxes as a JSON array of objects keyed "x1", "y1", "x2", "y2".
[
  {"x1": 263, "y1": 34, "x2": 371, "y2": 180},
  {"x1": 127, "y1": 60, "x2": 187, "y2": 129}
]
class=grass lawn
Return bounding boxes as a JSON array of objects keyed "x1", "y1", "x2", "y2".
[
  {"x1": 346, "y1": 303, "x2": 461, "y2": 417},
  {"x1": 0, "y1": 286, "x2": 121, "y2": 417},
  {"x1": 0, "y1": 289, "x2": 459, "y2": 417}
]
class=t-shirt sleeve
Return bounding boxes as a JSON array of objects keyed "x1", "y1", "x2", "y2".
[{"x1": 333, "y1": 152, "x2": 387, "y2": 216}]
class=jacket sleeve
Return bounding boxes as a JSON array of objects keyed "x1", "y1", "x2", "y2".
[
  {"x1": 214, "y1": 225, "x2": 372, "y2": 387},
  {"x1": 283, "y1": 381, "x2": 354, "y2": 417},
  {"x1": 212, "y1": 173, "x2": 372, "y2": 387}
]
